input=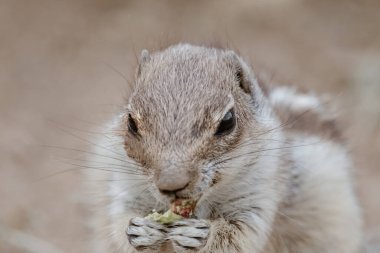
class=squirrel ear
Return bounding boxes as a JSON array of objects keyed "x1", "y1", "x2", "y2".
[
  {"x1": 137, "y1": 49, "x2": 150, "y2": 77},
  {"x1": 224, "y1": 51, "x2": 252, "y2": 94},
  {"x1": 140, "y1": 49, "x2": 150, "y2": 63},
  {"x1": 235, "y1": 65, "x2": 251, "y2": 94}
]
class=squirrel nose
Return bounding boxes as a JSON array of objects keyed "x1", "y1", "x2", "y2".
[{"x1": 156, "y1": 174, "x2": 190, "y2": 195}]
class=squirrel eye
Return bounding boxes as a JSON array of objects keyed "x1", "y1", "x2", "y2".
[
  {"x1": 128, "y1": 114, "x2": 139, "y2": 136},
  {"x1": 215, "y1": 109, "x2": 236, "y2": 136}
]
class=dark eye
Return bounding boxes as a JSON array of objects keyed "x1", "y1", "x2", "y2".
[
  {"x1": 215, "y1": 109, "x2": 236, "y2": 136},
  {"x1": 128, "y1": 114, "x2": 139, "y2": 136}
]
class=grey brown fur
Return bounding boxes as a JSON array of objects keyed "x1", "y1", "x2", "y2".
[{"x1": 86, "y1": 44, "x2": 363, "y2": 253}]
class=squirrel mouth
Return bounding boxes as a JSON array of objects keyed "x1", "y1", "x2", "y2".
[
  {"x1": 171, "y1": 198, "x2": 197, "y2": 218},
  {"x1": 144, "y1": 199, "x2": 197, "y2": 224}
]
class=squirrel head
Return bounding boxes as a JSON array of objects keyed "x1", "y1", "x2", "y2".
[{"x1": 122, "y1": 44, "x2": 280, "y2": 204}]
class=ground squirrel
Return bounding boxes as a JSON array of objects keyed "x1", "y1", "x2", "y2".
[{"x1": 86, "y1": 44, "x2": 363, "y2": 253}]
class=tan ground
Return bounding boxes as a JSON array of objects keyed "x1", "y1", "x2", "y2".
[{"x1": 0, "y1": 0, "x2": 379, "y2": 252}]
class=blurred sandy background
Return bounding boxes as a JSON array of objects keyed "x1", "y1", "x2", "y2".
[{"x1": 0, "y1": 0, "x2": 379, "y2": 252}]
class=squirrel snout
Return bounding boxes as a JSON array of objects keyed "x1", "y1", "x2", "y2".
[{"x1": 156, "y1": 173, "x2": 190, "y2": 195}]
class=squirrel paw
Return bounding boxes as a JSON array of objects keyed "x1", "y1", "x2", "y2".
[
  {"x1": 126, "y1": 217, "x2": 167, "y2": 252},
  {"x1": 168, "y1": 219, "x2": 210, "y2": 252}
]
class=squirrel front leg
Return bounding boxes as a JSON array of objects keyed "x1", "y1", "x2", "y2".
[
  {"x1": 126, "y1": 217, "x2": 168, "y2": 252},
  {"x1": 202, "y1": 215, "x2": 270, "y2": 253},
  {"x1": 169, "y1": 214, "x2": 269, "y2": 253}
]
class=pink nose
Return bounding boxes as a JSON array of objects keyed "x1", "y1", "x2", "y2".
[{"x1": 156, "y1": 173, "x2": 190, "y2": 194}]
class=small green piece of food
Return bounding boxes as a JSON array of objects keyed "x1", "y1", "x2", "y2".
[{"x1": 145, "y1": 210, "x2": 182, "y2": 224}]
